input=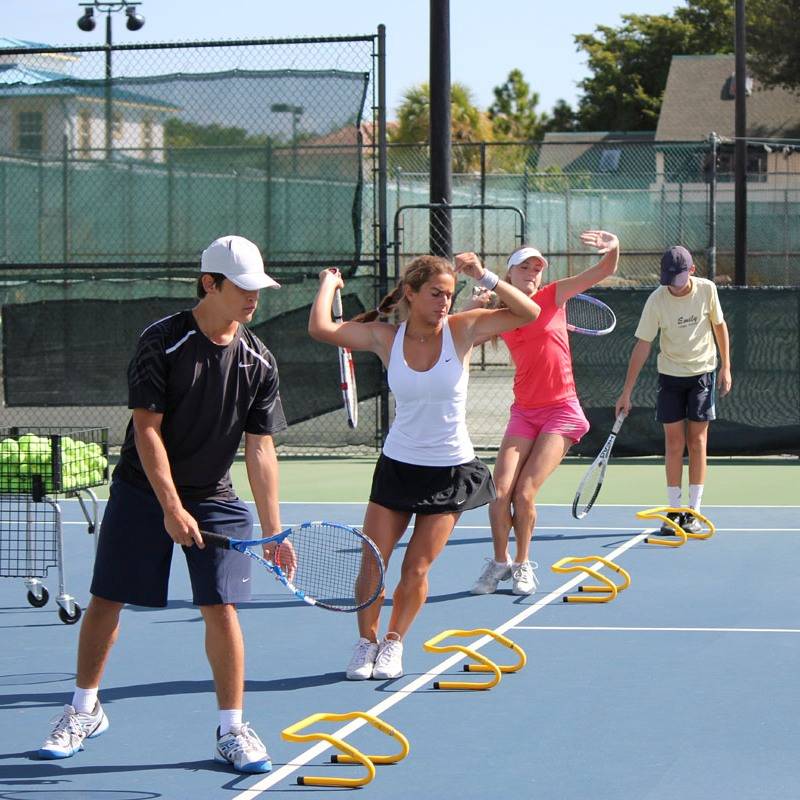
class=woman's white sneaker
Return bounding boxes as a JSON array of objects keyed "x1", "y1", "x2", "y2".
[
  {"x1": 372, "y1": 636, "x2": 403, "y2": 680},
  {"x1": 511, "y1": 560, "x2": 539, "y2": 595},
  {"x1": 345, "y1": 637, "x2": 379, "y2": 680},
  {"x1": 470, "y1": 558, "x2": 513, "y2": 594}
]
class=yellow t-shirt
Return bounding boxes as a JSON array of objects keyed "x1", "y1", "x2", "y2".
[{"x1": 634, "y1": 277, "x2": 724, "y2": 377}]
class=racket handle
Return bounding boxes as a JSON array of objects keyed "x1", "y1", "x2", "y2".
[
  {"x1": 200, "y1": 530, "x2": 232, "y2": 549},
  {"x1": 332, "y1": 288, "x2": 343, "y2": 321}
]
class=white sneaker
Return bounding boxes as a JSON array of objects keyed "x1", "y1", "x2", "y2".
[
  {"x1": 345, "y1": 637, "x2": 379, "y2": 680},
  {"x1": 215, "y1": 722, "x2": 272, "y2": 774},
  {"x1": 511, "y1": 560, "x2": 539, "y2": 595},
  {"x1": 37, "y1": 702, "x2": 109, "y2": 759},
  {"x1": 470, "y1": 558, "x2": 513, "y2": 595},
  {"x1": 372, "y1": 636, "x2": 403, "y2": 680}
]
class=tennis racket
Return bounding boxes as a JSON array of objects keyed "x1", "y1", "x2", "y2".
[
  {"x1": 571, "y1": 411, "x2": 627, "y2": 519},
  {"x1": 565, "y1": 294, "x2": 616, "y2": 336},
  {"x1": 201, "y1": 521, "x2": 384, "y2": 612},
  {"x1": 332, "y1": 288, "x2": 358, "y2": 428}
]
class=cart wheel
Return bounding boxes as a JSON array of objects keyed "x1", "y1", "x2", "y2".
[
  {"x1": 27, "y1": 588, "x2": 50, "y2": 608},
  {"x1": 58, "y1": 604, "x2": 82, "y2": 625}
]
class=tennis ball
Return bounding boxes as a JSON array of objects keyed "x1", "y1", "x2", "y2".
[
  {"x1": 86, "y1": 443, "x2": 103, "y2": 460},
  {"x1": 0, "y1": 438, "x2": 19, "y2": 461},
  {"x1": 89, "y1": 469, "x2": 103, "y2": 486}
]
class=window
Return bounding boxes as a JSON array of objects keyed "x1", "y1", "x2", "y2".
[
  {"x1": 142, "y1": 117, "x2": 153, "y2": 156},
  {"x1": 78, "y1": 109, "x2": 92, "y2": 154},
  {"x1": 17, "y1": 111, "x2": 43, "y2": 154},
  {"x1": 598, "y1": 148, "x2": 621, "y2": 172},
  {"x1": 112, "y1": 111, "x2": 123, "y2": 143}
]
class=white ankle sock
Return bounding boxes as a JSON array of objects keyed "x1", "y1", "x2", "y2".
[
  {"x1": 667, "y1": 486, "x2": 682, "y2": 508},
  {"x1": 219, "y1": 709, "x2": 243, "y2": 736},
  {"x1": 689, "y1": 484, "x2": 704, "y2": 510},
  {"x1": 71, "y1": 687, "x2": 98, "y2": 715}
]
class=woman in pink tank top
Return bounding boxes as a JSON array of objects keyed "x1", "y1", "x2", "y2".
[{"x1": 469, "y1": 230, "x2": 620, "y2": 597}]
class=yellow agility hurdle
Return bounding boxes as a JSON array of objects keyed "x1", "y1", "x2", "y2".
[
  {"x1": 637, "y1": 506, "x2": 715, "y2": 548},
  {"x1": 551, "y1": 556, "x2": 631, "y2": 603},
  {"x1": 281, "y1": 711, "x2": 409, "y2": 788},
  {"x1": 423, "y1": 628, "x2": 527, "y2": 690}
]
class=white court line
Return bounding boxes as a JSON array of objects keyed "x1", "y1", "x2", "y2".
[
  {"x1": 513, "y1": 625, "x2": 800, "y2": 634},
  {"x1": 230, "y1": 530, "x2": 651, "y2": 798}
]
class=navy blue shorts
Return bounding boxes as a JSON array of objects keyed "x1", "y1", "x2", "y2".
[
  {"x1": 656, "y1": 371, "x2": 716, "y2": 424},
  {"x1": 91, "y1": 478, "x2": 254, "y2": 608}
]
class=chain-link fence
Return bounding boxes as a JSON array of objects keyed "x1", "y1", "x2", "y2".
[
  {"x1": 2, "y1": 38, "x2": 799, "y2": 458},
  {"x1": 382, "y1": 138, "x2": 800, "y2": 287},
  {"x1": 0, "y1": 33, "x2": 385, "y2": 451}
]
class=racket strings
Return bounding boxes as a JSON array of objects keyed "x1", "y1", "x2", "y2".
[
  {"x1": 277, "y1": 522, "x2": 381, "y2": 611},
  {"x1": 574, "y1": 460, "x2": 604, "y2": 516},
  {"x1": 566, "y1": 297, "x2": 615, "y2": 332}
]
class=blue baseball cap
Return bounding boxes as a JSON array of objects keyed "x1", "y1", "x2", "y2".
[{"x1": 660, "y1": 246, "x2": 692, "y2": 287}]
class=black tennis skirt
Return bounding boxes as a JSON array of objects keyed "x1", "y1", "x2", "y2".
[{"x1": 369, "y1": 453, "x2": 496, "y2": 514}]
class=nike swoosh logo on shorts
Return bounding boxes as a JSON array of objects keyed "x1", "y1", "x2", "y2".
[{"x1": 242, "y1": 577, "x2": 250, "y2": 583}]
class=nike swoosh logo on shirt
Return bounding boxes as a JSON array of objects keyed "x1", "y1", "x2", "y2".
[{"x1": 242, "y1": 577, "x2": 250, "y2": 583}]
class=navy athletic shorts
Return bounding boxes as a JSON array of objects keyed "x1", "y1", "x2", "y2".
[
  {"x1": 655, "y1": 371, "x2": 716, "y2": 424},
  {"x1": 91, "y1": 478, "x2": 254, "y2": 607}
]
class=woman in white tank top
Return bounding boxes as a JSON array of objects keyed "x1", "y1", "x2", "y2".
[{"x1": 309, "y1": 253, "x2": 540, "y2": 681}]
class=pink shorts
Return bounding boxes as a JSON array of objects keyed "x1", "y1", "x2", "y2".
[{"x1": 504, "y1": 397, "x2": 591, "y2": 444}]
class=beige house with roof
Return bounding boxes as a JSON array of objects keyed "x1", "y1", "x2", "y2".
[{"x1": 654, "y1": 54, "x2": 800, "y2": 198}]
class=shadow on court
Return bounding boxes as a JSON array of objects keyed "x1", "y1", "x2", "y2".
[{"x1": 0, "y1": 673, "x2": 346, "y2": 711}]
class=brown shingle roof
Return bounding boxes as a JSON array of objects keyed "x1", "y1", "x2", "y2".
[{"x1": 656, "y1": 55, "x2": 800, "y2": 141}]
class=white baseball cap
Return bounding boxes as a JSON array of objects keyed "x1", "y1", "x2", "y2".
[
  {"x1": 507, "y1": 246, "x2": 548, "y2": 270},
  {"x1": 200, "y1": 235, "x2": 280, "y2": 291}
]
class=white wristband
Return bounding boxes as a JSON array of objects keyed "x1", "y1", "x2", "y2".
[{"x1": 477, "y1": 269, "x2": 499, "y2": 290}]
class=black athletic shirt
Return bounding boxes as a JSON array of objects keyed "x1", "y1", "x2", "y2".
[{"x1": 114, "y1": 309, "x2": 287, "y2": 501}]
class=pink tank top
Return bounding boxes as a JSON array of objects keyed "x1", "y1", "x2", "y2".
[{"x1": 500, "y1": 282, "x2": 577, "y2": 408}]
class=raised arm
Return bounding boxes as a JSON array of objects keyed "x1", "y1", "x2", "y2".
[
  {"x1": 453, "y1": 252, "x2": 540, "y2": 345},
  {"x1": 308, "y1": 268, "x2": 391, "y2": 359},
  {"x1": 615, "y1": 338, "x2": 652, "y2": 416},
  {"x1": 555, "y1": 230, "x2": 620, "y2": 306}
]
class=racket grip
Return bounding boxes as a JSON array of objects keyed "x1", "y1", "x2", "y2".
[
  {"x1": 332, "y1": 288, "x2": 343, "y2": 320},
  {"x1": 200, "y1": 530, "x2": 232, "y2": 549}
]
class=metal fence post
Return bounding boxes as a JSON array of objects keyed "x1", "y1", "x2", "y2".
[{"x1": 707, "y1": 132, "x2": 718, "y2": 281}]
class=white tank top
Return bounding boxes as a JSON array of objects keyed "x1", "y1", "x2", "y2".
[{"x1": 382, "y1": 318, "x2": 475, "y2": 466}]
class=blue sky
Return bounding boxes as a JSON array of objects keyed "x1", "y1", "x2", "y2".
[{"x1": 6, "y1": 0, "x2": 682, "y2": 118}]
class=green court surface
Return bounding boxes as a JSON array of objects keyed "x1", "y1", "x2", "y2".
[{"x1": 238, "y1": 455, "x2": 799, "y2": 506}]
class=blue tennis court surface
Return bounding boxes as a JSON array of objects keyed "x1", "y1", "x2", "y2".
[{"x1": 2, "y1": 500, "x2": 799, "y2": 799}]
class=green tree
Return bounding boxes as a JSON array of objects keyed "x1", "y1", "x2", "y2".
[
  {"x1": 748, "y1": 0, "x2": 800, "y2": 92},
  {"x1": 488, "y1": 69, "x2": 547, "y2": 141},
  {"x1": 574, "y1": 0, "x2": 733, "y2": 131},
  {"x1": 543, "y1": 99, "x2": 578, "y2": 133},
  {"x1": 391, "y1": 82, "x2": 492, "y2": 171},
  {"x1": 164, "y1": 118, "x2": 269, "y2": 149}
]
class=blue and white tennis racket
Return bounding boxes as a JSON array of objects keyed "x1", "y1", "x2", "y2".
[
  {"x1": 565, "y1": 294, "x2": 616, "y2": 336},
  {"x1": 201, "y1": 521, "x2": 384, "y2": 612}
]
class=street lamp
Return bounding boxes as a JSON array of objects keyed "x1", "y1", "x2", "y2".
[
  {"x1": 77, "y1": 1, "x2": 145, "y2": 159},
  {"x1": 270, "y1": 103, "x2": 304, "y2": 174}
]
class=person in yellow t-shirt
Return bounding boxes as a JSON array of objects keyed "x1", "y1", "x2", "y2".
[{"x1": 615, "y1": 246, "x2": 732, "y2": 534}]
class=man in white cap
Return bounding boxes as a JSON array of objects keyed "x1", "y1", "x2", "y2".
[
  {"x1": 38, "y1": 235, "x2": 287, "y2": 774},
  {"x1": 616, "y1": 246, "x2": 732, "y2": 534}
]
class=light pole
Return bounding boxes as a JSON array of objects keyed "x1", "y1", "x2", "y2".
[
  {"x1": 270, "y1": 103, "x2": 304, "y2": 174},
  {"x1": 77, "y1": 1, "x2": 145, "y2": 159}
]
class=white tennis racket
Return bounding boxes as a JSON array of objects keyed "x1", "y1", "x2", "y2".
[
  {"x1": 332, "y1": 288, "x2": 358, "y2": 428},
  {"x1": 565, "y1": 294, "x2": 616, "y2": 336},
  {"x1": 572, "y1": 411, "x2": 627, "y2": 519}
]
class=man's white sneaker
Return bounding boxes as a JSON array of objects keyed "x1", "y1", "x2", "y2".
[
  {"x1": 215, "y1": 723, "x2": 272, "y2": 774},
  {"x1": 511, "y1": 560, "x2": 539, "y2": 595},
  {"x1": 470, "y1": 558, "x2": 513, "y2": 595},
  {"x1": 345, "y1": 637, "x2": 379, "y2": 680},
  {"x1": 372, "y1": 636, "x2": 403, "y2": 680},
  {"x1": 37, "y1": 702, "x2": 109, "y2": 759}
]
